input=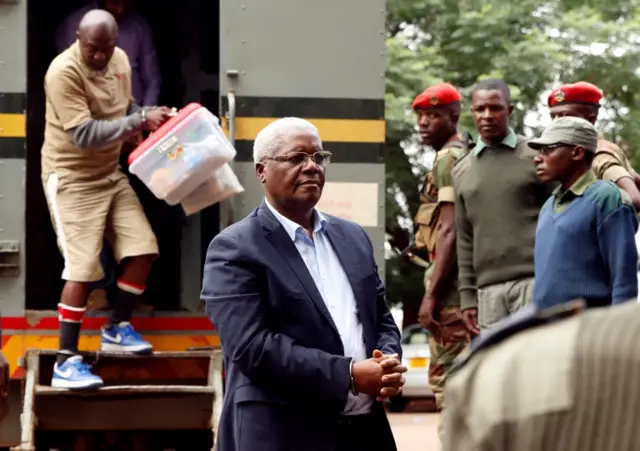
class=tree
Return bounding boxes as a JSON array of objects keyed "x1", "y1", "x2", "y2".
[{"x1": 384, "y1": 0, "x2": 640, "y2": 326}]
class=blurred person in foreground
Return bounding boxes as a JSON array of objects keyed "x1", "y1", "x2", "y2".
[
  {"x1": 411, "y1": 82, "x2": 473, "y2": 440},
  {"x1": 201, "y1": 117, "x2": 406, "y2": 451},
  {"x1": 442, "y1": 295, "x2": 640, "y2": 451},
  {"x1": 531, "y1": 116, "x2": 638, "y2": 309}
]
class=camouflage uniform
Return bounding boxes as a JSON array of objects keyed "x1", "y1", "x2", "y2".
[
  {"x1": 593, "y1": 136, "x2": 635, "y2": 184},
  {"x1": 414, "y1": 139, "x2": 471, "y2": 434}
]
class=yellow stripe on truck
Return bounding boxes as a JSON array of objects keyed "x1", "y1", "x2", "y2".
[
  {"x1": 230, "y1": 117, "x2": 386, "y2": 143},
  {"x1": 0, "y1": 113, "x2": 26, "y2": 137}
]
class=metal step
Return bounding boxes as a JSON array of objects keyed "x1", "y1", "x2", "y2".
[
  {"x1": 35, "y1": 384, "x2": 216, "y2": 396},
  {"x1": 27, "y1": 349, "x2": 218, "y2": 358},
  {"x1": 17, "y1": 348, "x2": 224, "y2": 451}
]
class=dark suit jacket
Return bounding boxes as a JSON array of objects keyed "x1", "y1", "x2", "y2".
[{"x1": 201, "y1": 202, "x2": 401, "y2": 451}]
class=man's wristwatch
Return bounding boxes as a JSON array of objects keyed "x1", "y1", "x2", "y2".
[
  {"x1": 140, "y1": 108, "x2": 147, "y2": 126},
  {"x1": 349, "y1": 359, "x2": 358, "y2": 396}
]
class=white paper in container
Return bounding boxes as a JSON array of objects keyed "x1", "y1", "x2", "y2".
[{"x1": 180, "y1": 163, "x2": 245, "y2": 216}]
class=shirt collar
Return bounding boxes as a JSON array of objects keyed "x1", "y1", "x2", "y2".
[
  {"x1": 472, "y1": 127, "x2": 518, "y2": 156},
  {"x1": 553, "y1": 170, "x2": 598, "y2": 202},
  {"x1": 265, "y1": 199, "x2": 327, "y2": 242}
]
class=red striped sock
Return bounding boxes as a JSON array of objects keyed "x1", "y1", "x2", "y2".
[
  {"x1": 117, "y1": 279, "x2": 146, "y2": 295},
  {"x1": 111, "y1": 279, "x2": 146, "y2": 325},
  {"x1": 58, "y1": 303, "x2": 86, "y2": 323},
  {"x1": 57, "y1": 303, "x2": 85, "y2": 363}
]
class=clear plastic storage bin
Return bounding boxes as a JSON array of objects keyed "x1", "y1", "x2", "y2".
[
  {"x1": 180, "y1": 163, "x2": 245, "y2": 216},
  {"x1": 128, "y1": 103, "x2": 236, "y2": 205}
]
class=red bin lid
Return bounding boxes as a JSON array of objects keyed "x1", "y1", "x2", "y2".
[{"x1": 128, "y1": 102, "x2": 203, "y2": 165}]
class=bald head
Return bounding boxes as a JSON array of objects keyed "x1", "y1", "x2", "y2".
[
  {"x1": 78, "y1": 9, "x2": 118, "y2": 37},
  {"x1": 76, "y1": 9, "x2": 118, "y2": 71}
]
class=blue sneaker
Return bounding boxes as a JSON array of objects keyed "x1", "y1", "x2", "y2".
[
  {"x1": 100, "y1": 322, "x2": 153, "y2": 354},
  {"x1": 51, "y1": 355, "x2": 104, "y2": 390}
]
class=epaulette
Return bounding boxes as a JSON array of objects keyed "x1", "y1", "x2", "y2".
[
  {"x1": 436, "y1": 143, "x2": 467, "y2": 166},
  {"x1": 451, "y1": 151, "x2": 472, "y2": 182},
  {"x1": 515, "y1": 136, "x2": 539, "y2": 160},
  {"x1": 452, "y1": 149, "x2": 470, "y2": 166},
  {"x1": 447, "y1": 131, "x2": 474, "y2": 158},
  {"x1": 436, "y1": 146, "x2": 453, "y2": 161},
  {"x1": 452, "y1": 299, "x2": 586, "y2": 371}
]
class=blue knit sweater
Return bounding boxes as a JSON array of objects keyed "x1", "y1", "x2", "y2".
[{"x1": 534, "y1": 174, "x2": 639, "y2": 309}]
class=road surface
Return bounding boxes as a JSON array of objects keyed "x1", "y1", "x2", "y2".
[{"x1": 389, "y1": 412, "x2": 441, "y2": 451}]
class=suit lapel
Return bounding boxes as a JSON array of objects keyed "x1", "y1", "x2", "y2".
[
  {"x1": 258, "y1": 203, "x2": 341, "y2": 338},
  {"x1": 323, "y1": 221, "x2": 360, "y2": 285}
]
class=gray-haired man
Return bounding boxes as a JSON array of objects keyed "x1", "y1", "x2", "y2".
[
  {"x1": 531, "y1": 116, "x2": 638, "y2": 310},
  {"x1": 201, "y1": 117, "x2": 406, "y2": 451}
]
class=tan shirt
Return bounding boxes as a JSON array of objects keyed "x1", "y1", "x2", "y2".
[
  {"x1": 443, "y1": 301, "x2": 640, "y2": 451},
  {"x1": 593, "y1": 137, "x2": 634, "y2": 183},
  {"x1": 41, "y1": 42, "x2": 134, "y2": 182}
]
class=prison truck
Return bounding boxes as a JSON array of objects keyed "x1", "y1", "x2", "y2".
[{"x1": 0, "y1": 0, "x2": 387, "y2": 449}]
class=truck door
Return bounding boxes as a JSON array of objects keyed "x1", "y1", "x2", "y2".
[
  {"x1": 219, "y1": 0, "x2": 387, "y2": 277},
  {"x1": 0, "y1": 0, "x2": 27, "y2": 319}
]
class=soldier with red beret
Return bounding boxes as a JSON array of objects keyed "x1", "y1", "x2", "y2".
[
  {"x1": 410, "y1": 82, "x2": 473, "y2": 439},
  {"x1": 548, "y1": 81, "x2": 640, "y2": 209}
]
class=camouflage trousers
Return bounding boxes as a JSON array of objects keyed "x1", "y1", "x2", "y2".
[{"x1": 427, "y1": 307, "x2": 471, "y2": 438}]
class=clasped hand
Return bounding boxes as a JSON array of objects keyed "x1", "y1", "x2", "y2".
[{"x1": 352, "y1": 349, "x2": 408, "y2": 401}]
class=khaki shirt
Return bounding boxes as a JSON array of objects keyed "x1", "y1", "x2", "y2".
[
  {"x1": 42, "y1": 42, "x2": 134, "y2": 182},
  {"x1": 593, "y1": 137, "x2": 634, "y2": 184},
  {"x1": 443, "y1": 301, "x2": 640, "y2": 451}
]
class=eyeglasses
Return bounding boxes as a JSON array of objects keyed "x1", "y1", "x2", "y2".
[
  {"x1": 264, "y1": 150, "x2": 332, "y2": 167},
  {"x1": 538, "y1": 143, "x2": 575, "y2": 155}
]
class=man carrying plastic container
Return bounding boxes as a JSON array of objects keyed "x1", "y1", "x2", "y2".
[{"x1": 41, "y1": 9, "x2": 171, "y2": 389}]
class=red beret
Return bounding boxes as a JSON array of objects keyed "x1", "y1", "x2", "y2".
[
  {"x1": 548, "y1": 81, "x2": 603, "y2": 107},
  {"x1": 412, "y1": 83, "x2": 461, "y2": 111}
]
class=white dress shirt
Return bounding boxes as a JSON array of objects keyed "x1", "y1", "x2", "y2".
[{"x1": 265, "y1": 200, "x2": 372, "y2": 415}]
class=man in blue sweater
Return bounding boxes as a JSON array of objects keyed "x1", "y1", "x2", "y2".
[{"x1": 530, "y1": 116, "x2": 638, "y2": 309}]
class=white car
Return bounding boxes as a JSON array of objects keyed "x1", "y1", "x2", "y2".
[{"x1": 388, "y1": 324, "x2": 433, "y2": 412}]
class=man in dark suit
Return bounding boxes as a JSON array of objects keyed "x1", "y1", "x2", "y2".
[{"x1": 201, "y1": 117, "x2": 406, "y2": 451}]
